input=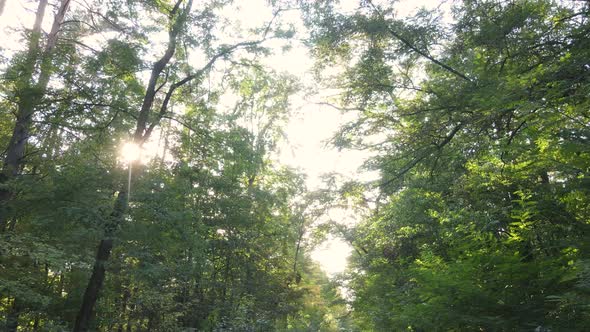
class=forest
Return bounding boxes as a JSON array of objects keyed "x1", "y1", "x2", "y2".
[{"x1": 1, "y1": 0, "x2": 589, "y2": 331}]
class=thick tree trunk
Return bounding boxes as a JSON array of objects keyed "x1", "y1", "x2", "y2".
[
  {"x1": 73, "y1": 190, "x2": 127, "y2": 332},
  {"x1": 0, "y1": 0, "x2": 48, "y2": 226},
  {"x1": 4, "y1": 94, "x2": 37, "y2": 178},
  {"x1": 2, "y1": 0, "x2": 69, "y2": 177},
  {"x1": 73, "y1": 238, "x2": 114, "y2": 331},
  {"x1": 1, "y1": 1, "x2": 62, "y2": 329},
  {"x1": 1, "y1": 0, "x2": 69, "y2": 227}
]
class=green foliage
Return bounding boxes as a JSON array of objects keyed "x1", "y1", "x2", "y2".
[
  {"x1": 6, "y1": 0, "x2": 589, "y2": 330},
  {"x1": 0, "y1": 0, "x2": 343, "y2": 330},
  {"x1": 306, "y1": 0, "x2": 590, "y2": 330}
]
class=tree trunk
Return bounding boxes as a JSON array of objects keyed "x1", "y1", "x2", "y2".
[
  {"x1": 1, "y1": 0, "x2": 70, "y2": 228},
  {"x1": 73, "y1": 238, "x2": 113, "y2": 331},
  {"x1": 2, "y1": 0, "x2": 69, "y2": 177},
  {"x1": 0, "y1": 0, "x2": 47, "y2": 224},
  {"x1": 73, "y1": 190, "x2": 126, "y2": 332},
  {"x1": 73, "y1": 2, "x2": 189, "y2": 328},
  {"x1": 1, "y1": 1, "x2": 58, "y2": 328}
]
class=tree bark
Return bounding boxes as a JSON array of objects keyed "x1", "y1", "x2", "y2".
[
  {"x1": 73, "y1": 190, "x2": 126, "y2": 332},
  {"x1": 73, "y1": 238, "x2": 114, "y2": 331},
  {"x1": 1, "y1": 0, "x2": 70, "y2": 227},
  {"x1": 2, "y1": 0, "x2": 69, "y2": 177},
  {"x1": 1, "y1": 1, "x2": 66, "y2": 329},
  {"x1": 1, "y1": 0, "x2": 47, "y2": 178}
]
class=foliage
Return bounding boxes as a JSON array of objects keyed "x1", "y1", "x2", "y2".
[
  {"x1": 0, "y1": 1, "x2": 343, "y2": 330},
  {"x1": 4, "y1": 0, "x2": 589, "y2": 331},
  {"x1": 305, "y1": 0, "x2": 590, "y2": 330}
]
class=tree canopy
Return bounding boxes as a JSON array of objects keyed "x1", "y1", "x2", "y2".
[
  {"x1": 304, "y1": 0, "x2": 590, "y2": 330},
  {"x1": 2, "y1": 0, "x2": 590, "y2": 331}
]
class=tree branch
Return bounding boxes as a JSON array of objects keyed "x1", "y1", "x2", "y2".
[
  {"x1": 142, "y1": 39, "x2": 267, "y2": 141},
  {"x1": 366, "y1": 0, "x2": 473, "y2": 83},
  {"x1": 133, "y1": 0, "x2": 191, "y2": 141},
  {"x1": 378, "y1": 122, "x2": 463, "y2": 188}
]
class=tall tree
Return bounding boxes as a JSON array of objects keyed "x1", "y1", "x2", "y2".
[
  {"x1": 1, "y1": 0, "x2": 70, "y2": 230},
  {"x1": 73, "y1": 0, "x2": 295, "y2": 329},
  {"x1": 0, "y1": 0, "x2": 366, "y2": 330},
  {"x1": 306, "y1": 0, "x2": 590, "y2": 330}
]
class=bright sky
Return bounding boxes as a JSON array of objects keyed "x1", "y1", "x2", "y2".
[
  {"x1": 0, "y1": 0, "x2": 445, "y2": 277},
  {"x1": 261, "y1": 0, "x2": 448, "y2": 276}
]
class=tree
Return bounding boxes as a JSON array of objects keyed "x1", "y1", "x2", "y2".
[
  {"x1": 72, "y1": 0, "x2": 298, "y2": 329},
  {"x1": 1, "y1": 0, "x2": 349, "y2": 330},
  {"x1": 306, "y1": 0, "x2": 590, "y2": 330},
  {"x1": 1, "y1": 0, "x2": 70, "y2": 230}
]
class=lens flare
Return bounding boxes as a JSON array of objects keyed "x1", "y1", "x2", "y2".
[{"x1": 121, "y1": 142, "x2": 141, "y2": 163}]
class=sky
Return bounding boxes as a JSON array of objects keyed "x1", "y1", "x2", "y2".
[
  {"x1": 0, "y1": 0, "x2": 445, "y2": 277},
  {"x1": 259, "y1": 0, "x2": 449, "y2": 276}
]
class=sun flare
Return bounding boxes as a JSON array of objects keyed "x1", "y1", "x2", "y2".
[{"x1": 120, "y1": 142, "x2": 142, "y2": 163}]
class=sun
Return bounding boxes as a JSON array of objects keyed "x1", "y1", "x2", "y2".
[{"x1": 120, "y1": 142, "x2": 142, "y2": 163}]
